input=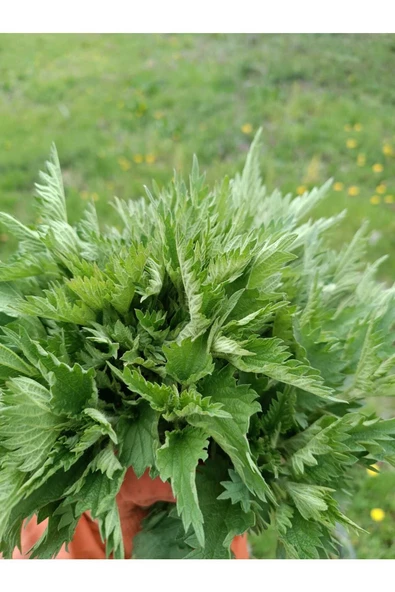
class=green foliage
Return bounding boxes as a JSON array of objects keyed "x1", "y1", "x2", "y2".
[
  {"x1": 0, "y1": 133, "x2": 395, "y2": 559},
  {"x1": 156, "y1": 427, "x2": 209, "y2": 547}
]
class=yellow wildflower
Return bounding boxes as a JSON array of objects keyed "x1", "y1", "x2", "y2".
[
  {"x1": 357, "y1": 154, "x2": 366, "y2": 166},
  {"x1": 118, "y1": 157, "x2": 131, "y2": 171},
  {"x1": 296, "y1": 185, "x2": 307, "y2": 195},
  {"x1": 370, "y1": 508, "x2": 385, "y2": 522},
  {"x1": 353, "y1": 123, "x2": 363, "y2": 132},
  {"x1": 241, "y1": 123, "x2": 253, "y2": 135},
  {"x1": 333, "y1": 182, "x2": 344, "y2": 191},
  {"x1": 372, "y1": 163, "x2": 384, "y2": 173},
  {"x1": 145, "y1": 154, "x2": 156, "y2": 164},
  {"x1": 376, "y1": 184, "x2": 386, "y2": 194},
  {"x1": 133, "y1": 154, "x2": 143, "y2": 164},
  {"x1": 383, "y1": 144, "x2": 393, "y2": 156},
  {"x1": 91, "y1": 192, "x2": 99, "y2": 202},
  {"x1": 366, "y1": 463, "x2": 380, "y2": 477},
  {"x1": 344, "y1": 124, "x2": 352, "y2": 132},
  {"x1": 153, "y1": 111, "x2": 165, "y2": 120},
  {"x1": 384, "y1": 195, "x2": 394, "y2": 204},
  {"x1": 348, "y1": 186, "x2": 359, "y2": 196},
  {"x1": 346, "y1": 139, "x2": 357, "y2": 149},
  {"x1": 370, "y1": 195, "x2": 380, "y2": 205}
]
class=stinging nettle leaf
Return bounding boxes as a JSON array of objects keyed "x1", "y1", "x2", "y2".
[
  {"x1": 163, "y1": 334, "x2": 214, "y2": 386},
  {"x1": 49, "y1": 363, "x2": 98, "y2": 416},
  {"x1": 0, "y1": 343, "x2": 36, "y2": 379},
  {"x1": 116, "y1": 403, "x2": 159, "y2": 478},
  {"x1": 156, "y1": 426, "x2": 209, "y2": 547}
]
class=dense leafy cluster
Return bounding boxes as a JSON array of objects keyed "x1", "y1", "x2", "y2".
[{"x1": 0, "y1": 133, "x2": 395, "y2": 559}]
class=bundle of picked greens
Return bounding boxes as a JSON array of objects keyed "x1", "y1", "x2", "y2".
[{"x1": 0, "y1": 131, "x2": 395, "y2": 560}]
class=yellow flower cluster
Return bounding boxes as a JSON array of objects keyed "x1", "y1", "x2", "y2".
[
  {"x1": 344, "y1": 123, "x2": 362, "y2": 132},
  {"x1": 117, "y1": 154, "x2": 157, "y2": 170},
  {"x1": 370, "y1": 508, "x2": 385, "y2": 522},
  {"x1": 348, "y1": 186, "x2": 359, "y2": 196},
  {"x1": 370, "y1": 194, "x2": 394, "y2": 205},
  {"x1": 340, "y1": 123, "x2": 395, "y2": 207},
  {"x1": 370, "y1": 182, "x2": 394, "y2": 205},
  {"x1": 372, "y1": 163, "x2": 384, "y2": 173},
  {"x1": 241, "y1": 123, "x2": 253, "y2": 135},
  {"x1": 346, "y1": 138, "x2": 357, "y2": 149}
]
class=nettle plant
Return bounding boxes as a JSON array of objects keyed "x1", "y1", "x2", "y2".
[{"x1": 0, "y1": 132, "x2": 395, "y2": 560}]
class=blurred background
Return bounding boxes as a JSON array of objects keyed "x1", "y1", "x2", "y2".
[{"x1": 0, "y1": 33, "x2": 394, "y2": 558}]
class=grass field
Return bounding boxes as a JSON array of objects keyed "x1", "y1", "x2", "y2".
[{"x1": 1, "y1": 33, "x2": 395, "y2": 558}]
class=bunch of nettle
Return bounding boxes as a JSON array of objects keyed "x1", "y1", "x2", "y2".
[{"x1": 0, "y1": 132, "x2": 394, "y2": 559}]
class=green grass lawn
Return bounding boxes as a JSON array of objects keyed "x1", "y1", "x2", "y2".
[
  {"x1": 1, "y1": 34, "x2": 395, "y2": 275},
  {"x1": 1, "y1": 33, "x2": 395, "y2": 558}
]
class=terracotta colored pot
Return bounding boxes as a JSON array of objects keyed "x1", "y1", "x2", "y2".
[{"x1": 10, "y1": 468, "x2": 249, "y2": 559}]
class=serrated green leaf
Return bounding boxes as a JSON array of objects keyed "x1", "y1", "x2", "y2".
[
  {"x1": 108, "y1": 363, "x2": 174, "y2": 411},
  {"x1": 286, "y1": 482, "x2": 331, "y2": 521},
  {"x1": 218, "y1": 469, "x2": 252, "y2": 512},
  {"x1": 90, "y1": 444, "x2": 123, "y2": 479},
  {"x1": 97, "y1": 500, "x2": 125, "y2": 559},
  {"x1": 49, "y1": 363, "x2": 98, "y2": 416},
  {"x1": 280, "y1": 510, "x2": 326, "y2": 559},
  {"x1": 34, "y1": 143, "x2": 67, "y2": 224},
  {"x1": 186, "y1": 462, "x2": 255, "y2": 559},
  {"x1": 116, "y1": 403, "x2": 159, "y2": 477},
  {"x1": 163, "y1": 334, "x2": 214, "y2": 386},
  {"x1": 188, "y1": 365, "x2": 274, "y2": 504},
  {"x1": 28, "y1": 503, "x2": 80, "y2": 559},
  {"x1": 0, "y1": 343, "x2": 36, "y2": 379},
  {"x1": 0, "y1": 377, "x2": 62, "y2": 472},
  {"x1": 132, "y1": 506, "x2": 191, "y2": 559},
  {"x1": 156, "y1": 426, "x2": 209, "y2": 547},
  {"x1": 0, "y1": 282, "x2": 24, "y2": 317},
  {"x1": 229, "y1": 336, "x2": 334, "y2": 399}
]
